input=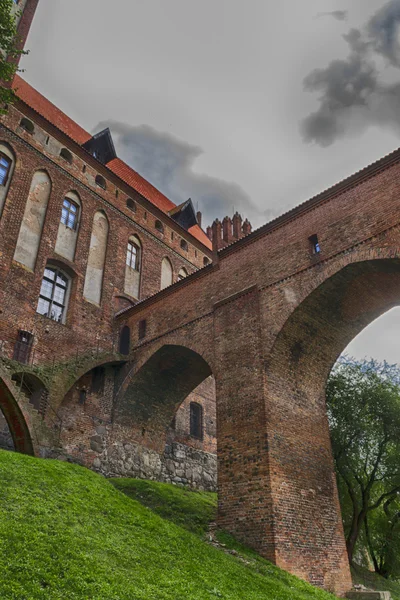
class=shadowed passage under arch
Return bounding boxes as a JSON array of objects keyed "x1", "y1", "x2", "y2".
[
  {"x1": 0, "y1": 379, "x2": 34, "y2": 455},
  {"x1": 114, "y1": 345, "x2": 212, "y2": 432}
]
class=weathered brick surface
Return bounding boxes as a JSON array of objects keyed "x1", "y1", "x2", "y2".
[{"x1": 5, "y1": 16, "x2": 400, "y2": 593}]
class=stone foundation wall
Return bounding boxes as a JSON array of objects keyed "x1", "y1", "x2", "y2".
[{"x1": 96, "y1": 441, "x2": 217, "y2": 491}]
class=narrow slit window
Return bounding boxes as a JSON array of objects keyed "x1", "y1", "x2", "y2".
[
  {"x1": 309, "y1": 234, "x2": 321, "y2": 255},
  {"x1": 190, "y1": 402, "x2": 203, "y2": 439},
  {"x1": 138, "y1": 319, "x2": 147, "y2": 340}
]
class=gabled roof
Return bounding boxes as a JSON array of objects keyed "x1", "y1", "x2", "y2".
[{"x1": 11, "y1": 75, "x2": 212, "y2": 250}]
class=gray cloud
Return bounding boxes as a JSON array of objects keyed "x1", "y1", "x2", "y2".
[
  {"x1": 302, "y1": 0, "x2": 400, "y2": 146},
  {"x1": 96, "y1": 121, "x2": 271, "y2": 229},
  {"x1": 316, "y1": 10, "x2": 348, "y2": 21}
]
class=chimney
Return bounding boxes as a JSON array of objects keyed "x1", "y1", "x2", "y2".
[
  {"x1": 222, "y1": 216, "x2": 233, "y2": 244},
  {"x1": 196, "y1": 211, "x2": 202, "y2": 228},
  {"x1": 232, "y1": 212, "x2": 242, "y2": 239},
  {"x1": 242, "y1": 219, "x2": 252, "y2": 236}
]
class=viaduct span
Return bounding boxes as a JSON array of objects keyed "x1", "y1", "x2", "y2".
[{"x1": 115, "y1": 148, "x2": 400, "y2": 594}]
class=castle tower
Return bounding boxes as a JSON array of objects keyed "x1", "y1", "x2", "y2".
[{"x1": 11, "y1": 0, "x2": 39, "y2": 67}]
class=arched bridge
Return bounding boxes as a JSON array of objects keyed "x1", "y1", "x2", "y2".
[{"x1": 115, "y1": 148, "x2": 400, "y2": 595}]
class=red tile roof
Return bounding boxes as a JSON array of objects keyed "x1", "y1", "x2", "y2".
[{"x1": 12, "y1": 75, "x2": 212, "y2": 250}]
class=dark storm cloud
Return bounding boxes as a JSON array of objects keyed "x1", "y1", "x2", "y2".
[
  {"x1": 316, "y1": 11, "x2": 348, "y2": 21},
  {"x1": 302, "y1": 0, "x2": 400, "y2": 146},
  {"x1": 96, "y1": 121, "x2": 271, "y2": 228}
]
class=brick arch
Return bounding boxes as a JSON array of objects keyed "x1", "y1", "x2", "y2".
[
  {"x1": 262, "y1": 255, "x2": 400, "y2": 591},
  {"x1": 114, "y1": 344, "x2": 213, "y2": 450},
  {"x1": 0, "y1": 378, "x2": 34, "y2": 455}
]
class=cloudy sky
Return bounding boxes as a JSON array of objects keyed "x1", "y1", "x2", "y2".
[{"x1": 20, "y1": 0, "x2": 400, "y2": 364}]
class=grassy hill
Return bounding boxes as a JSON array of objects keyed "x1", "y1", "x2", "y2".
[{"x1": 0, "y1": 450, "x2": 344, "y2": 599}]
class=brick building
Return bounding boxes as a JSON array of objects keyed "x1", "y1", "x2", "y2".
[
  {"x1": 0, "y1": 0, "x2": 235, "y2": 491},
  {"x1": 7, "y1": 1, "x2": 400, "y2": 595}
]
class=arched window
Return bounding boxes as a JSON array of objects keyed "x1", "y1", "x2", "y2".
[
  {"x1": 19, "y1": 118, "x2": 34, "y2": 134},
  {"x1": 160, "y1": 257, "x2": 173, "y2": 290},
  {"x1": 60, "y1": 148, "x2": 73, "y2": 164},
  {"x1": 95, "y1": 175, "x2": 106, "y2": 189},
  {"x1": 55, "y1": 192, "x2": 81, "y2": 262},
  {"x1": 61, "y1": 196, "x2": 79, "y2": 230},
  {"x1": 190, "y1": 402, "x2": 203, "y2": 439},
  {"x1": 0, "y1": 152, "x2": 12, "y2": 187},
  {"x1": 155, "y1": 220, "x2": 164, "y2": 233},
  {"x1": 180, "y1": 239, "x2": 188, "y2": 252},
  {"x1": 83, "y1": 211, "x2": 109, "y2": 304},
  {"x1": 13, "y1": 170, "x2": 51, "y2": 270},
  {"x1": 126, "y1": 198, "x2": 136, "y2": 212},
  {"x1": 203, "y1": 257, "x2": 210, "y2": 266},
  {"x1": 0, "y1": 144, "x2": 15, "y2": 219},
  {"x1": 36, "y1": 265, "x2": 70, "y2": 324},
  {"x1": 178, "y1": 267, "x2": 188, "y2": 281},
  {"x1": 119, "y1": 325, "x2": 130, "y2": 355},
  {"x1": 124, "y1": 235, "x2": 141, "y2": 298}
]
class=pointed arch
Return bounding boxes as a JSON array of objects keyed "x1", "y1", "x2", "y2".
[
  {"x1": 161, "y1": 257, "x2": 173, "y2": 290},
  {"x1": 0, "y1": 378, "x2": 34, "y2": 455},
  {"x1": 83, "y1": 210, "x2": 109, "y2": 304},
  {"x1": 124, "y1": 234, "x2": 141, "y2": 299},
  {"x1": 13, "y1": 170, "x2": 52, "y2": 270},
  {"x1": 0, "y1": 141, "x2": 16, "y2": 218},
  {"x1": 55, "y1": 190, "x2": 81, "y2": 261}
]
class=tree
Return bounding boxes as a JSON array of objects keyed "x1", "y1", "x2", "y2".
[
  {"x1": 326, "y1": 357, "x2": 400, "y2": 568},
  {"x1": 0, "y1": 0, "x2": 26, "y2": 112}
]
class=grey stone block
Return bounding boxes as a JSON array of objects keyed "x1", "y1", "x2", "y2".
[{"x1": 346, "y1": 591, "x2": 391, "y2": 599}]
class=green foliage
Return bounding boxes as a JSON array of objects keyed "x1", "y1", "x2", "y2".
[
  {"x1": 0, "y1": 450, "x2": 338, "y2": 599},
  {"x1": 327, "y1": 357, "x2": 400, "y2": 571},
  {"x1": 352, "y1": 563, "x2": 400, "y2": 600},
  {"x1": 0, "y1": 0, "x2": 25, "y2": 112}
]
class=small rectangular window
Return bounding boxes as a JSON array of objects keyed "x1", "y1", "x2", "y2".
[
  {"x1": 309, "y1": 234, "x2": 321, "y2": 255},
  {"x1": 138, "y1": 319, "x2": 147, "y2": 340},
  {"x1": 13, "y1": 331, "x2": 34, "y2": 364}
]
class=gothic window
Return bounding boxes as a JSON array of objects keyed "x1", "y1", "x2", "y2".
[
  {"x1": 178, "y1": 267, "x2": 188, "y2": 281},
  {"x1": 180, "y1": 239, "x2": 188, "y2": 252},
  {"x1": 0, "y1": 153, "x2": 11, "y2": 186},
  {"x1": 61, "y1": 197, "x2": 79, "y2": 230},
  {"x1": 13, "y1": 331, "x2": 34, "y2": 364},
  {"x1": 126, "y1": 198, "x2": 136, "y2": 212},
  {"x1": 36, "y1": 266, "x2": 70, "y2": 323},
  {"x1": 126, "y1": 239, "x2": 140, "y2": 271},
  {"x1": 190, "y1": 402, "x2": 203, "y2": 439},
  {"x1": 119, "y1": 325, "x2": 131, "y2": 355},
  {"x1": 155, "y1": 220, "x2": 164, "y2": 233},
  {"x1": 95, "y1": 175, "x2": 106, "y2": 189},
  {"x1": 20, "y1": 118, "x2": 34, "y2": 134},
  {"x1": 60, "y1": 148, "x2": 73, "y2": 164},
  {"x1": 160, "y1": 257, "x2": 173, "y2": 290},
  {"x1": 124, "y1": 235, "x2": 141, "y2": 298}
]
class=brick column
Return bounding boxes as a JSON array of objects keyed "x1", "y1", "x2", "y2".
[{"x1": 213, "y1": 285, "x2": 352, "y2": 596}]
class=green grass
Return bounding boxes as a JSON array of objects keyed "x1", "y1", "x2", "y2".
[
  {"x1": 110, "y1": 477, "x2": 217, "y2": 536},
  {"x1": 0, "y1": 450, "x2": 340, "y2": 599},
  {"x1": 352, "y1": 563, "x2": 400, "y2": 600}
]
